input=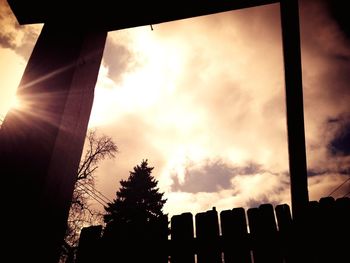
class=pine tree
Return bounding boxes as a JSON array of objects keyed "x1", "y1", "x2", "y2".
[{"x1": 104, "y1": 159, "x2": 167, "y2": 225}]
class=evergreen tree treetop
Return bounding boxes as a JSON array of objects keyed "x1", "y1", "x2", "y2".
[{"x1": 104, "y1": 159, "x2": 167, "y2": 225}]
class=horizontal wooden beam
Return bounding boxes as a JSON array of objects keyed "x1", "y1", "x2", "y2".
[{"x1": 8, "y1": 0, "x2": 279, "y2": 31}]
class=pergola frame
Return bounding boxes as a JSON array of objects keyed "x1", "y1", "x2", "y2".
[{"x1": 0, "y1": 1, "x2": 308, "y2": 262}]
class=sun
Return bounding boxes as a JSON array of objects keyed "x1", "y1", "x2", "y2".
[{"x1": 9, "y1": 95, "x2": 22, "y2": 110}]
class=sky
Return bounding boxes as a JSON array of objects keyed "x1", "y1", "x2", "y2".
[{"x1": 1, "y1": 0, "x2": 349, "y2": 218}]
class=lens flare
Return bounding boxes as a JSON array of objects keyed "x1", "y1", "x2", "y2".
[{"x1": 9, "y1": 96, "x2": 21, "y2": 110}]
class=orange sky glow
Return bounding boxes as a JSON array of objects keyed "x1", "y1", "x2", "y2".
[{"x1": 1, "y1": 0, "x2": 349, "y2": 218}]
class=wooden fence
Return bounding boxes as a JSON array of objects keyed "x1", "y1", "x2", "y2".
[{"x1": 75, "y1": 196, "x2": 350, "y2": 263}]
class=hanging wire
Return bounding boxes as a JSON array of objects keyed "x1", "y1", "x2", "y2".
[
  {"x1": 76, "y1": 181, "x2": 112, "y2": 203},
  {"x1": 76, "y1": 185, "x2": 108, "y2": 207},
  {"x1": 343, "y1": 191, "x2": 350, "y2": 198},
  {"x1": 327, "y1": 177, "x2": 350, "y2": 197},
  {"x1": 81, "y1": 185, "x2": 109, "y2": 206}
]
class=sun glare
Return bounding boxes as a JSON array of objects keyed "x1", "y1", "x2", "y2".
[
  {"x1": 89, "y1": 27, "x2": 185, "y2": 127},
  {"x1": 9, "y1": 95, "x2": 21, "y2": 110}
]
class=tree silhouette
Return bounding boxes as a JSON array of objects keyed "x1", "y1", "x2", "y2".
[
  {"x1": 60, "y1": 130, "x2": 118, "y2": 263},
  {"x1": 102, "y1": 160, "x2": 168, "y2": 263},
  {"x1": 104, "y1": 159, "x2": 167, "y2": 225}
]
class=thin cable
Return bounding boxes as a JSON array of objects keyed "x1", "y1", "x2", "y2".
[
  {"x1": 85, "y1": 184, "x2": 112, "y2": 203},
  {"x1": 76, "y1": 185, "x2": 107, "y2": 207},
  {"x1": 77, "y1": 181, "x2": 112, "y2": 203},
  {"x1": 80, "y1": 185, "x2": 109, "y2": 206},
  {"x1": 76, "y1": 182, "x2": 111, "y2": 204},
  {"x1": 76, "y1": 185, "x2": 106, "y2": 206},
  {"x1": 77, "y1": 186, "x2": 107, "y2": 207},
  {"x1": 328, "y1": 177, "x2": 350, "y2": 197},
  {"x1": 343, "y1": 191, "x2": 350, "y2": 198}
]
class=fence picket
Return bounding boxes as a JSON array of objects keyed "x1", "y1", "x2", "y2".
[
  {"x1": 248, "y1": 204, "x2": 282, "y2": 263},
  {"x1": 75, "y1": 225, "x2": 102, "y2": 263},
  {"x1": 150, "y1": 215, "x2": 169, "y2": 263},
  {"x1": 275, "y1": 203, "x2": 293, "y2": 263},
  {"x1": 195, "y1": 208, "x2": 221, "y2": 263},
  {"x1": 171, "y1": 212, "x2": 195, "y2": 263},
  {"x1": 220, "y1": 207, "x2": 251, "y2": 263},
  {"x1": 335, "y1": 197, "x2": 350, "y2": 262}
]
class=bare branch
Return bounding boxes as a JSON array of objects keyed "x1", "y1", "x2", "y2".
[
  {"x1": 62, "y1": 129, "x2": 117, "y2": 256},
  {"x1": 76, "y1": 129, "x2": 118, "y2": 181}
]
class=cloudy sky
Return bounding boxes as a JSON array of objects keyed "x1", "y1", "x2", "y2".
[{"x1": 1, "y1": 0, "x2": 349, "y2": 218}]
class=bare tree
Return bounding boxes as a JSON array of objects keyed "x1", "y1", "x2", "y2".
[{"x1": 61, "y1": 129, "x2": 118, "y2": 262}]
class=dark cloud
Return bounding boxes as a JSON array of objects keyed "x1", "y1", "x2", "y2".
[
  {"x1": 325, "y1": 0, "x2": 350, "y2": 39},
  {"x1": 0, "y1": 0, "x2": 18, "y2": 49},
  {"x1": 307, "y1": 169, "x2": 327, "y2": 177},
  {"x1": 246, "y1": 195, "x2": 276, "y2": 209},
  {"x1": 15, "y1": 27, "x2": 41, "y2": 60},
  {"x1": 171, "y1": 160, "x2": 263, "y2": 193},
  {"x1": 330, "y1": 120, "x2": 350, "y2": 156},
  {"x1": 318, "y1": 55, "x2": 350, "y2": 107},
  {"x1": 0, "y1": 0, "x2": 41, "y2": 59},
  {"x1": 171, "y1": 160, "x2": 233, "y2": 193},
  {"x1": 295, "y1": 0, "x2": 350, "y2": 175},
  {"x1": 102, "y1": 37, "x2": 134, "y2": 84},
  {"x1": 308, "y1": 167, "x2": 350, "y2": 178},
  {"x1": 0, "y1": 33, "x2": 16, "y2": 49}
]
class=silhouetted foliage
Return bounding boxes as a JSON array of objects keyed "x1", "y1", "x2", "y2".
[
  {"x1": 104, "y1": 159, "x2": 167, "y2": 225},
  {"x1": 101, "y1": 160, "x2": 168, "y2": 263}
]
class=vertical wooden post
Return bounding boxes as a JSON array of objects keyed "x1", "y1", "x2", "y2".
[
  {"x1": 280, "y1": 0, "x2": 309, "y2": 221},
  {"x1": 0, "y1": 23, "x2": 107, "y2": 263}
]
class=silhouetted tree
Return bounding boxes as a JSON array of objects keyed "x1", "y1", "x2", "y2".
[
  {"x1": 102, "y1": 160, "x2": 168, "y2": 263},
  {"x1": 60, "y1": 129, "x2": 118, "y2": 263},
  {"x1": 104, "y1": 159, "x2": 167, "y2": 225}
]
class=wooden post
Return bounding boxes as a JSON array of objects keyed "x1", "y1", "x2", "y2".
[
  {"x1": 280, "y1": 0, "x2": 309, "y2": 221},
  {"x1": 0, "y1": 24, "x2": 107, "y2": 263}
]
